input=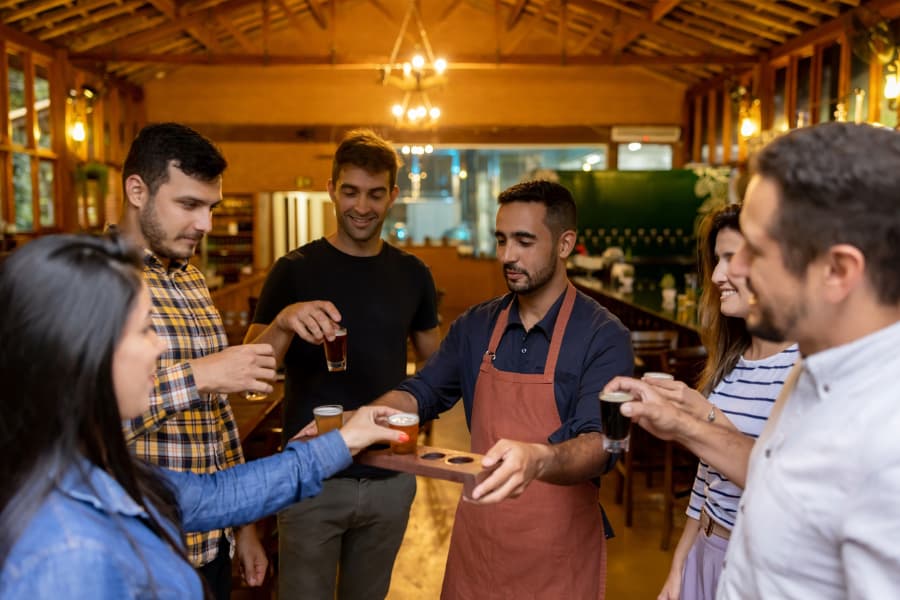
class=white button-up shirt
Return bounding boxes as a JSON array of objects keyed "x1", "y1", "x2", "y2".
[{"x1": 719, "y1": 319, "x2": 900, "y2": 599}]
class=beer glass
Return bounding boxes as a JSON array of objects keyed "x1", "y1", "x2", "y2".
[
  {"x1": 313, "y1": 404, "x2": 344, "y2": 434},
  {"x1": 243, "y1": 390, "x2": 268, "y2": 401},
  {"x1": 387, "y1": 413, "x2": 419, "y2": 454},
  {"x1": 599, "y1": 391, "x2": 633, "y2": 453},
  {"x1": 324, "y1": 327, "x2": 348, "y2": 372}
]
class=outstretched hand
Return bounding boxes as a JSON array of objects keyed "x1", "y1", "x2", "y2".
[
  {"x1": 603, "y1": 376, "x2": 687, "y2": 442},
  {"x1": 338, "y1": 406, "x2": 408, "y2": 455},
  {"x1": 642, "y1": 376, "x2": 712, "y2": 422}
]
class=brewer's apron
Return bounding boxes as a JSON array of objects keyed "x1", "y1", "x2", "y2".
[{"x1": 441, "y1": 284, "x2": 607, "y2": 600}]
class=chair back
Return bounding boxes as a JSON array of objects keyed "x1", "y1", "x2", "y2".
[{"x1": 631, "y1": 330, "x2": 679, "y2": 374}]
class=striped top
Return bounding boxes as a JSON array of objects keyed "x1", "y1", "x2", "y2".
[
  {"x1": 686, "y1": 344, "x2": 799, "y2": 529},
  {"x1": 123, "y1": 250, "x2": 244, "y2": 567}
]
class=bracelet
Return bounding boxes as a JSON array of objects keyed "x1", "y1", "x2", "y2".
[{"x1": 706, "y1": 406, "x2": 716, "y2": 423}]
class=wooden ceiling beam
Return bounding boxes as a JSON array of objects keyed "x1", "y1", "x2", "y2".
[
  {"x1": 3, "y1": 0, "x2": 71, "y2": 24},
  {"x1": 663, "y1": 17, "x2": 757, "y2": 54},
  {"x1": 367, "y1": 0, "x2": 394, "y2": 22},
  {"x1": 650, "y1": 0, "x2": 683, "y2": 23},
  {"x1": 700, "y1": 2, "x2": 803, "y2": 36},
  {"x1": 750, "y1": 0, "x2": 821, "y2": 25},
  {"x1": 217, "y1": 15, "x2": 256, "y2": 52},
  {"x1": 501, "y1": 0, "x2": 553, "y2": 54},
  {"x1": 680, "y1": 4, "x2": 787, "y2": 44},
  {"x1": 572, "y1": 18, "x2": 606, "y2": 55},
  {"x1": 506, "y1": 0, "x2": 529, "y2": 30},
  {"x1": 21, "y1": 0, "x2": 114, "y2": 33},
  {"x1": 59, "y1": 8, "x2": 165, "y2": 48},
  {"x1": 273, "y1": 0, "x2": 308, "y2": 35},
  {"x1": 70, "y1": 50, "x2": 756, "y2": 67},
  {"x1": 436, "y1": 0, "x2": 464, "y2": 28},
  {"x1": 784, "y1": 0, "x2": 840, "y2": 17},
  {"x1": 305, "y1": 0, "x2": 327, "y2": 30},
  {"x1": 83, "y1": 0, "x2": 261, "y2": 53},
  {"x1": 35, "y1": 0, "x2": 149, "y2": 41}
]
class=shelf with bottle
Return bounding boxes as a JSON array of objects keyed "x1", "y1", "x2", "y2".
[{"x1": 203, "y1": 194, "x2": 256, "y2": 282}]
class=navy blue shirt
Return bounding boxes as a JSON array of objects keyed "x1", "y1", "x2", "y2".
[{"x1": 398, "y1": 287, "x2": 634, "y2": 443}]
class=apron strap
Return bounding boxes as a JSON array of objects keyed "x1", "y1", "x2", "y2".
[
  {"x1": 485, "y1": 296, "x2": 514, "y2": 361},
  {"x1": 543, "y1": 283, "x2": 577, "y2": 377}
]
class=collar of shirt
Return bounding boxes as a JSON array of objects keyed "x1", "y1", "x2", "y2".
[
  {"x1": 504, "y1": 289, "x2": 567, "y2": 342},
  {"x1": 801, "y1": 319, "x2": 900, "y2": 403},
  {"x1": 57, "y1": 458, "x2": 148, "y2": 519},
  {"x1": 143, "y1": 248, "x2": 189, "y2": 274}
]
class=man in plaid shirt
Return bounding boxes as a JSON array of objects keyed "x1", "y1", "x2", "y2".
[{"x1": 118, "y1": 123, "x2": 277, "y2": 599}]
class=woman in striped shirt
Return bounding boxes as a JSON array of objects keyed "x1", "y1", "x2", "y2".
[{"x1": 650, "y1": 204, "x2": 798, "y2": 600}]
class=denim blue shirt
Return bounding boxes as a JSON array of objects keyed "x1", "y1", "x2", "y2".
[
  {"x1": 398, "y1": 288, "x2": 633, "y2": 443},
  {"x1": 1, "y1": 432, "x2": 350, "y2": 599}
]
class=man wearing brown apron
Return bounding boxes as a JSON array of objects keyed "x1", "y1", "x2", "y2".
[{"x1": 372, "y1": 180, "x2": 633, "y2": 599}]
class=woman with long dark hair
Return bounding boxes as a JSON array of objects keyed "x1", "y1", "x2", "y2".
[
  {"x1": 648, "y1": 204, "x2": 798, "y2": 600},
  {"x1": 0, "y1": 234, "x2": 406, "y2": 598}
]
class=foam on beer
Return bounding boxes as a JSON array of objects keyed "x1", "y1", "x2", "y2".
[
  {"x1": 388, "y1": 413, "x2": 419, "y2": 426},
  {"x1": 599, "y1": 391, "x2": 633, "y2": 403},
  {"x1": 314, "y1": 405, "x2": 342, "y2": 416}
]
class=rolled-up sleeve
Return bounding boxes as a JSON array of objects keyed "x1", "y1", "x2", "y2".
[
  {"x1": 397, "y1": 316, "x2": 465, "y2": 423},
  {"x1": 548, "y1": 318, "x2": 633, "y2": 444}
]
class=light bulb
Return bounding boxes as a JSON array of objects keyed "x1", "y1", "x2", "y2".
[
  {"x1": 403, "y1": 63, "x2": 412, "y2": 77},
  {"x1": 582, "y1": 163, "x2": 592, "y2": 172},
  {"x1": 401, "y1": 145, "x2": 411, "y2": 155},
  {"x1": 71, "y1": 121, "x2": 86, "y2": 142},
  {"x1": 412, "y1": 55, "x2": 425, "y2": 70},
  {"x1": 885, "y1": 73, "x2": 900, "y2": 100},
  {"x1": 434, "y1": 58, "x2": 447, "y2": 74},
  {"x1": 392, "y1": 104, "x2": 404, "y2": 117},
  {"x1": 425, "y1": 144, "x2": 434, "y2": 154},
  {"x1": 416, "y1": 106, "x2": 427, "y2": 118},
  {"x1": 739, "y1": 116, "x2": 757, "y2": 138},
  {"x1": 407, "y1": 108, "x2": 418, "y2": 121},
  {"x1": 429, "y1": 107, "x2": 441, "y2": 120}
]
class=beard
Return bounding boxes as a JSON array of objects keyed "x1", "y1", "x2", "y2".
[
  {"x1": 338, "y1": 210, "x2": 384, "y2": 244},
  {"x1": 745, "y1": 289, "x2": 802, "y2": 343},
  {"x1": 504, "y1": 256, "x2": 557, "y2": 295},
  {"x1": 139, "y1": 198, "x2": 200, "y2": 260}
]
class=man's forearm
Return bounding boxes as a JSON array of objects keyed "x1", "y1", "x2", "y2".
[
  {"x1": 370, "y1": 390, "x2": 419, "y2": 414},
  {"x1": 539, "y1": 432, "x2": 609, "y2": 485},
  {"x1": 244, "y1": 322, "x2": 292, "y2": 366},
  {"x1": 675, "y1": 417, "x2": 753, "y2": 487}
]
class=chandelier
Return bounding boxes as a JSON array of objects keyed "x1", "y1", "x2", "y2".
[{"x1": 381, "y1": 1, "x2": 447, "y2": 128}]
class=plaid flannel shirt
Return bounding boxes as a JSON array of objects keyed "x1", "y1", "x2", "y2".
[{"x1": 124, "y1": 250, "x2": 245, "y2": 567}]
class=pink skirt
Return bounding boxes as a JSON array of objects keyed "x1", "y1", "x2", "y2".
[{"x1": 680, "y1": 530, "x2": 729, "y2": 600}]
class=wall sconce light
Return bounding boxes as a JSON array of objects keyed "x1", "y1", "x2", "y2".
[
  {"x1": 66, "y1": 85, "x2": 98, "y2": 144},
  {"x1": 885, "y1": 62, "x2": 900, "y2": 110},
  {"x1": 739, "y1": 99, "x2": 761, "y2": 139}
]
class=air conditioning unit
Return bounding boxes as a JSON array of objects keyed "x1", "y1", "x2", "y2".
[{"x1": 611, "y1": 125, "x2": 681, "y2": 143}]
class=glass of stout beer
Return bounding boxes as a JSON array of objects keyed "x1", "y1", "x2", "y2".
[
  {"x1": 324, "y1": 326, "x2": 348, "y2": 372},
  {"x1": 599, "y1": 391, "x2": 634, "y2": 453}
]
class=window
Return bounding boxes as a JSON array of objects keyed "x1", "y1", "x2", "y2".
[{"x1": 2, "y1": 46, "x2": 58, "y2": 234}]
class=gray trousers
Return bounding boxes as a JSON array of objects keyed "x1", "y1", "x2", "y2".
[{"x1": 277, "y1": 474, "x2": 416, "y2": 600}]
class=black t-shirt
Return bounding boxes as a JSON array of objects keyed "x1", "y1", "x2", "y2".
[{"x1": 253, "y1": 238, "x2": 439, "y2": 478}]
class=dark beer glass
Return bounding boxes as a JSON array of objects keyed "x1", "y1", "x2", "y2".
[{"x1": 599, "y1": 391, "x2": 633, "y2": 453}]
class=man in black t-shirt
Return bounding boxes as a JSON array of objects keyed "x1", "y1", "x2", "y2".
[{"x1": 245, "y1": 129, "x2": 440, "y2": 600}]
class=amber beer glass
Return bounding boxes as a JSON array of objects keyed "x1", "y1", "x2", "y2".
[
  {"x1": 313, "y1": 405, "x2": 344, "y2": 434},
  {"x1": 599, "y1": 391, "x2": 633, "y2": 453},
  {"x1": 387, "y1": 413, "x2": 419, "y2": 454},
  {"x1": 324, "y1": 327, "x2": 348, "y2": 372}
]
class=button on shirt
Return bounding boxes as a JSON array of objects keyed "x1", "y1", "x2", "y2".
[
  {"x1": 719, "y1": 319, "x2": 900, "y2": 599},
  {"x1": 398, "y1": 288, "x2": 633, "y2": 443}
]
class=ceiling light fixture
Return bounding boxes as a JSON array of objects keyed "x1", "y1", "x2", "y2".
[{"x1": 381, "y1": 1, "x2": 447, "y2": 128}]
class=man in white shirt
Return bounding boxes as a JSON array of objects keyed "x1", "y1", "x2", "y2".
[{"x1": 605, "y1": 122, "x2": 900, "y2": 598}]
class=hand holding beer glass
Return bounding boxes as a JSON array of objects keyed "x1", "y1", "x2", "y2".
[
  {"x1": 387, "y1": 413, "x2": 419, "y2": 454},
  {"x1": 599, "y1": 391, "x2": 634, "y2": 453}
]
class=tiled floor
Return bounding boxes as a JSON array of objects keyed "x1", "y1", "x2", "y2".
[{"x1": 387, "y1": 402, "x2": 690, "y2": 599}]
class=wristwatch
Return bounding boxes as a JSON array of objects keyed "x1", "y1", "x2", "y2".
[{"x1": 706, "y1": 405, "x2": 716, "y2": 423}]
